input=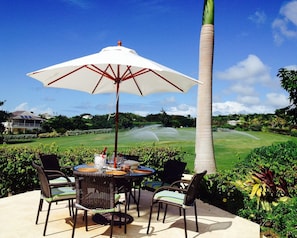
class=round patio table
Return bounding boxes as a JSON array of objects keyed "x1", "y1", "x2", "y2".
[
  {"x1": 73, "y1": 163, "x2": 155, "y2": 223},
  {"x1": 73, "y1": 163, "x2": 155, "y2": 178}
]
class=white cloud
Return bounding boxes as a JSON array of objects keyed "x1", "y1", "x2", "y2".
[
  {"x1": 284, "y1": 65, "x2": 297, "y2": 70},
  {"x1": 216, "y1": 54, "x2": 270, "y2": 84},
  {"x1": 266, "y1": 93, "x2": 289, "y2": 108},
  {"x1": 238, "y1": 96, "x2": 260, "y2": 105},
  {"x1": 216, "y1": 54, "x2": 271, "y2": 106},
  {"x1": 133, "y1": 110, "x2": 151, "y2": 117},
  {"x1": 162, "y1": 96, "x2": 176, "y2": 104},
  {"x1": 212, "y1": 101, "x2": 275, "y2": 116},
  {"x1": 229, "y1": 84, "x2": 255, "y2": 95},
  {"x1": 280, "y1": 0, "x2": 297, "y2": 25},
  {"x1": 212, "y1": 55, "x2": 291, "y2": 115},
  {"x1": 272, "y1": 0, "x2": 297, "y2": 45},
  {"x1": 14, "y1": 102, "x2": 54, "y2": 116},
  {"x1": 213, "y1": 101, "x2": 249, "y2": 115},
  {"x1": 249, "y1": 10, "x2": 267, "y2": 25},
  {"x1": 167, "y1": 104, "x2": 196, "y2": 117},
  {"x1": 14, "y1": 102, "x2": 29, "y2": 111}
]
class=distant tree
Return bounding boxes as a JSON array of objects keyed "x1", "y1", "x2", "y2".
[
  {"x1": 0, "y1": 101, "x2": 10, "y2": 143},
  {"x1": 46, "y1": 115, "x2": 73, "y2": 134},
  {"x1": 277, "y1": 68, "x2": 297, "y2": 124},
  {"x1": 71, "y1": 116, "x2": 89, "y2": 130},
  {"x1": 160, "y1": 109, "x2": 172, "y2": 127},
  {"x1": 145, "y1": 113, "x2": 160, "y2": 124},
  {"x1": 91, "y1": 115, "x2": 113, "y2": 129},
  {"x1": 119, "y1": 116, "x2": 133, "y2": 129}
]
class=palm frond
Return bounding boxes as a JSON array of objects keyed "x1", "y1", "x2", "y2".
[{"x1": 202, "y1": 0, "x2": 214, "y2": 25}]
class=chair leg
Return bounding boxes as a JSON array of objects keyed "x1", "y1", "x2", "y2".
[
  {"x1": 84, "y1": 210, "x2": 88, "y2": 231},
  {"x1": 43, "y1": 202, "x2": 52, "y2": 236},
  {"x1": 110, "y1": 213, "x2": 114, "y2": 238},
  {"x1": 71, "y1": 200, "x2": 75, "y2": 218},
  {"x1": 68, "y1": 200, "x2": 73, "y2": 217},
  {"x1": 71, "y1": 208, "x2": 78, "y2": 238},
  {"x1": 124, "y1": 198, "x2": 128, "y2": 233},
  {"x1": 136, "y1": 187, "x2": 140, "y2": 217},
  {"x1": 194, "y1": 202, "x2": 199, "y2": 232},
  {"x1": 35, "y1": 198, "x2": 43, "y2": 224},
  {"x1": 146, "y1": 204, "x2": 154, "y2": 234},
  {"x1": 157, "y1": 202, "x2": 162, "y2": 220},
  {"x1": 134, "y1": 181, "x2": 142, "y2": 215},
  {"x1": 162, "y1": 204, "x2": 168, "y2": 223},
  {"x1": 137, "y1": 185, "x2": 141, "y2": 205},
  {"x1": 183, "y1": 208, "x2": 187, "y2": 238},
  {"x1": 128, "y1": 182, "x2": 140, "y2": 217},
  {"x1": 39, "y1": 198, "x2": 44, "y2": 211}
]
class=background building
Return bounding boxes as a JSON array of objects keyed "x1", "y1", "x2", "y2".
[{"x1": 3, "y1": 111, "x2": 43, "y2": 134}]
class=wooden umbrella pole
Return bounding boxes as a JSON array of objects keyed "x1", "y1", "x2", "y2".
[{"x1": 114, "y1": 80, "x2": 120, "y2": 168}]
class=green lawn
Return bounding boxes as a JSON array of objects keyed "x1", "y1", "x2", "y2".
[{"x1": 3, "y1": 128, "x2": 297, "y2": 172}]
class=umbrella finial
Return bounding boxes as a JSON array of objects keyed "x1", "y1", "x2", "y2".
[{"x1": 117, "y1": 40, "x2": 122, "y2": 46}]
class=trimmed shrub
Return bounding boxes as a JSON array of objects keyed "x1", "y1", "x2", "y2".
[{"x1": 0, "y1": 143, "x2": 185, "y2": 197}]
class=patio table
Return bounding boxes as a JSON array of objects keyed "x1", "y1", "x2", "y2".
[{"x1": 73, "y1": 163, "x2": 155, "y2": 224}]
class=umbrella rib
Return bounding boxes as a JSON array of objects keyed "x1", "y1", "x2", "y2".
[
  {"x1": 150, "y1": 69, "x2": 185, "y2": 92},
  {"x1": 89, "y1": 64, "x2": 116, "y2": 80},
  {"x1": 122, "y1": 68, "x2": 150, "y2": 80},
  {"x1": 47, "y1": 65, "x2": 85, "y2": 86},
  {"x1": 126, "y1": 67, "x2": 144, "y2": 96},
  {"x1": 89, "y1": 64, "x2": 117, "y2": 94}
]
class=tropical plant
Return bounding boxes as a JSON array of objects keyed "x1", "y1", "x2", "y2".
[
  {"x1": 195, "y1": 0, "x2": 216, "y2": 173},
  {"x1": 200, "y1": 141, "x2": 297, "y2": 236},
  {"x1": 236, "y1": 168, "x2": 290, "y2": 211},
  {"x1": 277, "y1": 67, "x2": 297, "y2": 124}
]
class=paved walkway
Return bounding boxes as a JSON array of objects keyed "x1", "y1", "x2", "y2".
[{"x1": 0, "y1": 190, "x2": 260, "y2": 238}]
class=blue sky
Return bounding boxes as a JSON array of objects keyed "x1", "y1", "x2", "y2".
[{"x1": 1, "y1": 0, "x2": 297, "y2": 117}]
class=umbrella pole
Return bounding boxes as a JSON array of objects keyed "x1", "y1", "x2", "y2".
[{"x1": 114, "y1": 82, "x2": 120, "y2": 168}]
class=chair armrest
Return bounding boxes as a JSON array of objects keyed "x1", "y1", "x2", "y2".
[
  {"x1": 49, "y1": 181, "x2": 75, "y2": 188},
  {"x1": 44, "y1": 169, "x2": 72, "y2": 183},
  {"x1": 170, "y1": 179, "x2": 190, "y2": 186},
  {"x1": 153, "y1": 185, "x2": 186, "y2": 195}
]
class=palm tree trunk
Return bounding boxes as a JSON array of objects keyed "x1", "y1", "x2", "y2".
[{"x1": 195, "y1": 0, "x2": 216, "y2": 174}]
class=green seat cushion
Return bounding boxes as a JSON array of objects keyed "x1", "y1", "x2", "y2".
[
  {"x1": 154, "y1": 190, "x2": 185, "y2": 206},
  {"x1": 76, "y1": 193, "x2": 121, "y2": 214},
  {"x1": 45, "y1": 186, "x2": 76, "y2": 202}
]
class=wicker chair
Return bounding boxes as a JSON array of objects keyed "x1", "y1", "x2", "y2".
[
  {"x1": 72, "y1": 171, "x2": 128, "y2": 238},
  {"x1": 32, "y1": 161, "x2": 76, "y2": 236},
  {"x1": 147, "y1": 170, "x2": 207, "y2": 238},
  {"x1": 143, "y1": 160, "x2": 187, "y2": 192},
  {"x1": 37, "y1": 153, "x2": 75, "y2": 186}
]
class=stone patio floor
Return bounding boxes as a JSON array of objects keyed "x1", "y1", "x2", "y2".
[{"x1": 0, "y1": 189, "x2": 260, "y2": 238}]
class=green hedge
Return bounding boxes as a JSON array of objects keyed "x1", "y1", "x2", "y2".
[{"x1": 0, "y1": 143, "x2": 184, "y2": 197}]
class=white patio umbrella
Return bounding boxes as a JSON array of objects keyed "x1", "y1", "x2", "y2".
[{"x1": 27, "y1": 41, "x2": 200, "y2": 163}]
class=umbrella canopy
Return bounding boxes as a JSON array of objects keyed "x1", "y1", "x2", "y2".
[{"x1": 27, "y1": 41, "x2": 200, "y2": 162}]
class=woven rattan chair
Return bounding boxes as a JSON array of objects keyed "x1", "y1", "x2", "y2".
[
  {"x1": 37, "y1": 153, "x2": 75, "y2": 186},
  {"x1": 143, "y1": 160, "x2": 187, "y2": 192},
  {"x1": 72, "y1": 171, "x2": 127, "y2": 238},
  {"x1": 147, "y1": 170, "x2": 207, "y2": 238},
  {"x1": 32, "y1": 161, "x2": 76, "y2": 236}
]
